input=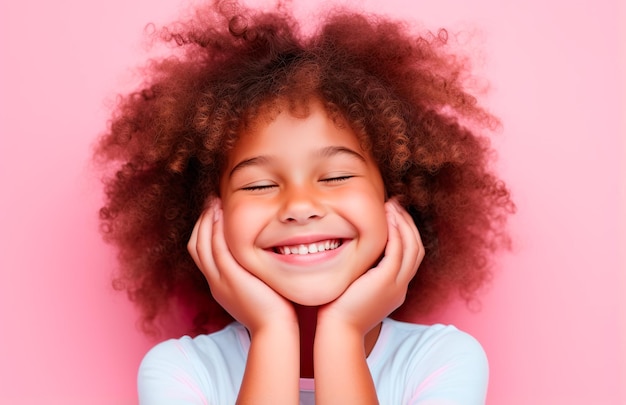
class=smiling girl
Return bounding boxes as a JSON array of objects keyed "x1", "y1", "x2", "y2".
[{"x1": 96, "y1": 1, "x2": 514, "y2": 403}]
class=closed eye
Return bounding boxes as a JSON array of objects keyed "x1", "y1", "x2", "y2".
[
  {"x1": 320, "y1": 175, "x2": 354, "y2": 183},
  {"x1": 241, "y1": 184, "x2": 277, "y2": 191}
]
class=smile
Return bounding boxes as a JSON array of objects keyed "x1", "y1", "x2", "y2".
[{"x1": 273, "y1": 239, "x2": 342, "y2": 255}]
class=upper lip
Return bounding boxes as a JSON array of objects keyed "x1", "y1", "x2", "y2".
[{"x1": 265, "y1": 234, "x2": 348, "y2": 249}]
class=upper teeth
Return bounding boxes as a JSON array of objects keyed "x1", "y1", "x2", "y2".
[{"x1": 277, "y1": 240, "x2": 340, "y2": 255}]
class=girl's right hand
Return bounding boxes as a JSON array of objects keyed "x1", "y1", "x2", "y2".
[
  {"x1": 187, "y1": 199, "x2": 297, "y2": 335},
  {"x1": 190, "y1": 200, "x2": 301, "y2": 403}
]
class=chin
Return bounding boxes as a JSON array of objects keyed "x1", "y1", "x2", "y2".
[{"x1": 285, "y1": 288, "x2": 344, "y2": 307}]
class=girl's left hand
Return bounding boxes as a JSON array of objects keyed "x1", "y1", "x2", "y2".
[{"x1": 317, "y1": 199, "x2": 424, "y2": 336}]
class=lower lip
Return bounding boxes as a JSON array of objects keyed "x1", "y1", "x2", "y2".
[{"x1": 268, "y1": 241, "x2": 348, "y2": 267}]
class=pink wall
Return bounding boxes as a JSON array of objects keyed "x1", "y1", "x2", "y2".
[{"x1": 0, "y1": 0, "x2": 623, "y2": 403}]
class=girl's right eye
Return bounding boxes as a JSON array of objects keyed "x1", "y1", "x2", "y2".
[{"x1": 241, "y1": 184, "x2": 276, "y2": 192}]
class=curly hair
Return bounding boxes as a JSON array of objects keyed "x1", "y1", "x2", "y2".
[{"x1": 95, "y1": 0, "x2": 514, "y2": 336}]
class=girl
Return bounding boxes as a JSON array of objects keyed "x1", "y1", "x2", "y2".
[{"x1": 96, "y1": 1, "x2": 514, "y2": 403}]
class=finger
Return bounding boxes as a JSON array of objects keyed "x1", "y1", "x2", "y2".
[
  {"x1": 371, "y1": 203, "x2": 403, "y2": 277},
  {"x1": 210, "y1": 203, "x2": 246, "y2": 281},
  {"x1": 389, "y1": 202, "x2": 423, "y2": 282},
  {"x1": 187, "y1": 205, "x2": 212, "y2": 268},
  {"x1": 395, "y1": 204, "x2": 422, "y2": 259},
  {"x1": 187, "y1": 212, "x2": 201, "y2": 266},
  {"x1": 195, "y1": 204, "x2": 220, "y2": 280},
  {"x1": 358, "y1": 205, "x2": 410, "y2": 312},
  {"x1": 391, "y1": 199, "x2": 422, "y2": 248},
  {"x1": 210, "y1": 205, "x2": 228, "y2": 268}
]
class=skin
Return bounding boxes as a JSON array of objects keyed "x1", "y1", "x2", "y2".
[{"x1": 188, "y1": 99, "x2": 424, "y2": 404}]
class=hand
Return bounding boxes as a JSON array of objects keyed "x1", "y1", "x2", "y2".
[
  {"x1": 187, "y1": 199, "x2": 297, "y2": 334},
  {"x1": 317, "y1": 199, "x2": 424, "y2": 335}
]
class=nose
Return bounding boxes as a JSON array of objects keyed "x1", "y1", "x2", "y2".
[{"x1": 278, "y1": 186, "x2": 326, "y2": 224}]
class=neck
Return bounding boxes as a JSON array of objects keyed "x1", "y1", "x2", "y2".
[
  {"x1": 294, "y1": 304, "x2": 383, "y2": 379},
  {"x1": 295, "y1": 304, "x2": 317, "y2": 379}
]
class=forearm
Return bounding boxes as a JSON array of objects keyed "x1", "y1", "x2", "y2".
[
  {"x1": 237, "y1": 322, "x2": 300, "y2": 405},
  {"x1": 313, "y1": 319, "x2": 379, "y2": 405}
]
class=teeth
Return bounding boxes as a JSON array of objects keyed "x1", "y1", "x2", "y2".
[{"x1": 277, "y1": 240, "x2": 341, "y2": 255}]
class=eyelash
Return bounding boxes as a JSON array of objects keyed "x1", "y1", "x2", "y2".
[
  {"x1": 240, "y1": 176, "x2": 353, "y2": 191},
  {"x1": 241, "y1": 184, "x2": 276, "y2": 191},
  {"x1": 321, "y1": 175, "x2": 353, "y2": 183}
]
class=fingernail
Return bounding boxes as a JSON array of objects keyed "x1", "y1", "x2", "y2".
[
  {"x1": 387, "y1": 209, "x2": 397, "y2": 226},
  {"x1": 206, "y1": 197, "x2": 221, "y2": 211},
  {"x1": 213, "y1": 208, "x2": 222, "y2": 223}
]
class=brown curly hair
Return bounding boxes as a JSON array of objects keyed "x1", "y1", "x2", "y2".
[{"x1": 95, "y1": 0, "x2": 514, "y2": 336}]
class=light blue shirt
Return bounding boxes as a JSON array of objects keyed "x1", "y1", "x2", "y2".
[{"x1": 138, "y1": 318, "x2": 488, "y2": 404}]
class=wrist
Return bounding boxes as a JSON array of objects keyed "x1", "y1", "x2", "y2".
[
  {"x1": 315, "y1": 316, "x2": 366, "y2": 351},
  {"x1": 316, "y1": 306, "x2": 369, "y2": 338},
  {"x1": 248, "y1": 317, "x2": 300, "y2": 341}
]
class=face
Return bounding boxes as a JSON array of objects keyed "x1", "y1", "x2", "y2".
[{"x1": 219, "y1": 100, "x2": 388, "y2": 306}]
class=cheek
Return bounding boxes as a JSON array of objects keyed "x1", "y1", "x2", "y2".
[
  {"x1": 361, "y1": 189, "x2": 388, "y2": 251},
  {"x1": 370, "y1": 207, "x2": 389, "y2": 252},
  {"x1": 221, "y1": 201, "x2": 265, "y2": 259},
  {"x1": 341, "y1": 191, "x2": 388, "y2": 259},
  {"x1": 221, "y1": 203, "x2": 250, "y2": 254}
]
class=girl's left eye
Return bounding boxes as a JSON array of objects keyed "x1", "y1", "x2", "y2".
[
  {"x1": 320, "y1": 175, "x2": 353, "y2": 183},
  {"x1": 241, "y1": 184, "x2": 276, "y2": 191}
]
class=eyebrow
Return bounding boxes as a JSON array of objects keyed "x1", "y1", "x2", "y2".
[
  {"x1": 317, "y1": 145, "x2": 367, "y2": 163},
  {"x1": 228, "y1": 145, "x2": 367, "y2": 178},
  {"x1": 228, "y1": 156, "x2": 272, "y2": 178}
]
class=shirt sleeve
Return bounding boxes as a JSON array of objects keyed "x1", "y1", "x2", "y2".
[
  {"x1": 137, "y1": 339, "x2": 212, "y2": 405},
  {"x1": 407, "y1": 329, "x2": 489, "y2": 405}
]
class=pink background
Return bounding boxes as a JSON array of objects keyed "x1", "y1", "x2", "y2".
[{"x1": 0, "y1": 0, "x2": 624, "y2": 403}]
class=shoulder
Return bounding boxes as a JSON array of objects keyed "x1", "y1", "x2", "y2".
[
  {"x1": 138, "y1": 323, "x2": 248, "y2": 404},
  {"x1": 140, "y1": 322, "x2": 248, "y2": 372},
  {"x1": 370, "y1": 319, "x2": 488, "y2": 404},
  {"x1": 381, "y1": 318, "x2": 487, "y2": 363}
]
